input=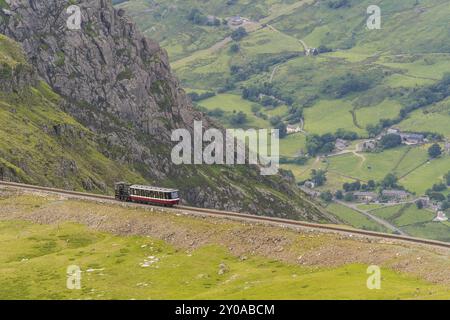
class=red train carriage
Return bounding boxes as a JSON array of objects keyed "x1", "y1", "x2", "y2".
[{"x1": 114, "y1": 182, "x2": 180, "y2": 207}]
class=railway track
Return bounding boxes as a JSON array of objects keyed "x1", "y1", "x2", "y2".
[{"x1": 1, "y1": 181, "x2": 449, "y2": 250}]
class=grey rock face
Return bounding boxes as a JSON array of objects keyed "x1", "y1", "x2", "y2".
[
  {"x1": 1, "y1": 0, "x2": 203, "y2": 137},
  {"x1": 0, "y1": 0, "x2": 333, "y2": 221}
]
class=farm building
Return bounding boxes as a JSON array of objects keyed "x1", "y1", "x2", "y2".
[
  {"x1": 287, "y1": 124, "x2": 302, "y2": 134},
  {"x1": 353, "y1": 192, "x2": 378, "y2": 203},
  {"x1": 387, "y1": 128, "x2": 400, "y2": 135},
  {"x1": 229, "y1": 16, "x2": 244, "y2": 26},
  {"x1": 445, "y1": 141, "x2": 450, "y2": 154},
  {"x1": 400, "y1": 133, "x2": 425, "y2": 145},
  {"x1": 306, "y1": 48, "x2": 319, "y2": 56},
  {"x1": 303, "y1": 181, "x2": 316, "y2": 189},
  {"x1": 433, "y1": 211, "x2": 448, "y2": 222},
  {"x1": 381, "y1": 190, "x2": 410, "y2": 201},
  {"x1": 361, "y1": 140, "x2": 377, "y2": 152},
  {"x1": 335, "y1": 139, "x2": 349, "y2": 151}
]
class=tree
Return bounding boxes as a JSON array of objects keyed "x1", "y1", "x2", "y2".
[
  {"x1": 432, "y1": 183, "x2": 447, "y2": 192},
  {"x1": 367, "y1": 180, "x2": 376, "y2": 190},
  {"x1": 311, "y1": 169, "x2": 327, "y2": 187},
  {"x1": 274, "y1": 122, "x2": 287, "y2": 139},
  {"x1": 335, "y1": 190, "x2": 344, "y2": 200},
  {"x1": 381, "y1": 173, "x2": 398, "y2": 189},
  {"x1": 441, "y1": 201, "x2": 450, "y2": 211},
  {"x1": 380, "y1": 134, "x2": 402, "y2": 149},
  {"x1": 231, "y1": 27, "x2": 248, "y2": 41},
  {"x1": 320, "y1": 191, "x2": 333, "y2": 203},
  {"x1": 229, "y1": 111, "x2": 247, "y2": 125},
  {"x1": 445, "y1": 171, "x2": 450, "y2": 186},
  {"x1": 229, "y1": 43, "x2": 240, "y2": 53},
  {"x1": 344, "y1": 193, "x2": 354, "y2": 202},
  {"x1": 428, "y1": 143, "x2": 442, "y2": 158},
  {"x1": 416, "y1": 200, "x2": 424, "y2": 209}
]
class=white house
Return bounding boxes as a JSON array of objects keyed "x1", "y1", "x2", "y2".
[
  {"x1": 286, "y1": 124, "x2": 302, "y2": 134},
  {"x1": 433, "y1": 211, "x2": 448, "y2": 222}
]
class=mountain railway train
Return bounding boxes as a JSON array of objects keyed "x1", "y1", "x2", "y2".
[{"x1": 114, "y1": 182, "x2": 180, "y2": 207}]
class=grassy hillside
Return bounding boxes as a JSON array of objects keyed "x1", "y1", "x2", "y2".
[
  {"x1": 0, "y1": 191, "x2": 449, "y2": 300},
  {"x1": 0, "y1": 35, "x2": 145, "y2": 192}
]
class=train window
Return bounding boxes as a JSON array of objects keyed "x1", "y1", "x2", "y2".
[{"x1": 171, "y1": 192, "x2": 179, "y2": 199}]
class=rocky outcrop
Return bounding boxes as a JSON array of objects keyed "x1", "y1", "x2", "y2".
[{"x1": 0, "y1": 0, "x2": 333, "y2": 222}]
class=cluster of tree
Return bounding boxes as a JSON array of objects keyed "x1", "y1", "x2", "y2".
[
  {"x1": 426, "y1": 190, "x2": 450, "y2": 203},
  {"x1": 305, "y1": 130, "x2": 359, "y2": 156},
  {"x1": 343, "y1": 180, "x2": 376, "y2": 192},
  {"x1": 280, "y1": 156, "x2": 308, "y2": 165},
  {"x1": 369, "y1": 74, "x2": 450, "y2": 135},
  {"x1": 306, "y1": 134, "x2": 336, "y2": 156},
  {"x1": 381, "y1": 173, "x2": 399, "y2": 189},
  {"x1": 231, "y1": 27, "x2": 248, "y2": 41},
  {"x1": 242, "y1": 82, "x2": 293, "y2": 107},
  {"x1": 229, "y1": 111, "x2": 248, "y2": 126},
  {"x1": 445, "y1": 171, "x2": 450, "y2": 186},
  {"x1": 335, "y1": 190, "x2": 358, "y2": 202},
  {"x1": 428, "y1": 143, "x2": 442, "y2": 158},
  {"x1": 250, "y1": 104, "x2": 268, "y2": 121},
  {"x1": 187, "y1": 9, "x2": 221, "y2": 26},
  {"x1": 311, "y1": 169, "x2": 327, "y2": 187},
  {"x1": 233, "y1": 53, "x2": 301, "y2": 85},
  {"x1": 321, "y1": 71, "x2": 380, "y2": 99},
  {"x1": 320, "y1": 191, "x2": 334, "y2": 203},
  {"x1": 318, "y1": 45, "x2": 333, "y2": 54},
  {"x1": 425, "y1": 177, "x2": 449, "y2": 204},
  {"x1": 380, "y1": 133, "x2": 402, "y2": 149},
  {"x1": 270, "y1": 116, "x2": 287, "y2": 138},
  {"x1": 229, "y1": 43, "x2": 240, "y2": 53},
  {"x1": 188, "y1": 91, "x2": 216, "y2": 102},
  {"x1": 335, "y1": 128, "x2": 359, "y2": 140},
  {"x1": 327, "y1": 0, "x2": 350, "y2": 9},
  {"x1": 285, "y1": 104, "x2": 303, "y2": 125}
]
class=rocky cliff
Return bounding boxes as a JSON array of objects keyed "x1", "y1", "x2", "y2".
[{"x1": 0, "y1": 0, "x2": 333, "y2": 222}]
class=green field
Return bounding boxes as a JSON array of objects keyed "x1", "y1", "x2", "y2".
[
  {"x1": 371, "y1": 204, "x2": 450, "y2": 242},
  {"x1": 198, "y1": 93, "x2": 271, "y2": 128},
  {"x1": 325, "y1": 203, "x2": 388, "y2": 233}
]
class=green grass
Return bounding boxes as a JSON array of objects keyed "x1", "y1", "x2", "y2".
[
  {"x1": 371, "y1": 204, "x2": 450, "y2": 242},
  {"x1": 354, "y1": 100, "x2": 403, "y2": 129},
  {"x1": 198, "y1": 93, "x2": 271, "y2": 128},
  {"x1": 0, "y1": 34, "x2": 27, "y2": 67},
  {"x1": 398, "y1": 98, "x2": 450, "y2": 139},
  {"x1": 325, "y1": 203, "x2": 388, "y2": 233},
  {"x1": 0, "y1": 219, "x2": 448, "y2": 300},
  {"x1": 304, "y1": 99, "x2": 365, "y2": 135},
  {"x1": 279, "y1": 132, "x2": 307, "y2": 157},
  {"x1": 0, "y1": 82, "x2": 145, "y2": 192},
  {"x1": 399, "y1": 155, "x2": 450, "y2": 195}
]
